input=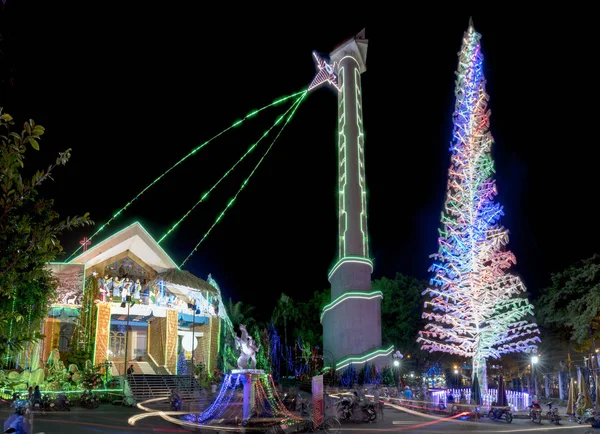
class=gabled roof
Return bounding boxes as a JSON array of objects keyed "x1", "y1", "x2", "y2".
[{"x1": 70, "y1": 222, "x2": 178, "y2": 273}]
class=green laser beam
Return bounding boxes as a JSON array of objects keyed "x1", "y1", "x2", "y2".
[
  {"x1": 157, "y1": 99, "x2": 304, "y2": 244},
  {"x1": 180, "y1": 91, "x2": 307, "y2": 268},
  {"x1": 65, "y1": 89, "x2": 306, "y2": 262}
]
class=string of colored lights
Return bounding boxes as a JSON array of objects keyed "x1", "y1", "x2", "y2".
[
  {"x1": 180, "y1": 91, "x2": 307, "y2": 268},
  {"x1": 157, "y1": 96, "x2": 305, "y2": 244},
  {"x1": 417, "y1": 22, "x2": 540, "y2": 380},
  {"x1": 65, "y1": 89, "x2": 306, "y2": 262}
]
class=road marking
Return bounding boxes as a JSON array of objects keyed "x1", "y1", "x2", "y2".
[{"x1": 392, "y1": 420, "x2": 415, "y2": 425}]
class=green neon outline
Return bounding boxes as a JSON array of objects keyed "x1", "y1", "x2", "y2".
[
  {"x1": 320, "y1": 290, "x2": 383, "y2": 322},
  {"x1": 64, "y1": 89, "x2": 306, "y2": 262},
  {"x1": 157, "y1": 97, "x2": 305, "y2": 244},
  {"x1": 328, "y1": 256, "x2": 373, "y2": 280},
  {"x1": 92, "y1": 303, "x2": 99, "y2": 365},
  {"x1": 69, "y1": 221, "x2": 180, "y2": 270},
  {"x1": 335, "y1": 345, "x2": 394, "y2": 371},
  {"x1": 0, "y1": 388, "x2": 124, "y2": 395},
  {"x1": 338, "y1": 67, "x2": 348, "y2": 259},
  {"x1": 179, "y1": 92, "x2": 307, "y2": 268},
  {"x1": 355, "y1": 68, "x2": 369, "y2": 258}
]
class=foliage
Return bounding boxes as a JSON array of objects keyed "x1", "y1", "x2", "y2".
[
  {"x1": 77, "y1": 276, "x2": 98, "y2": 356},
  {"x1": 60, "y1": 347, "x2": 91, "y2": 371},
  {"x1": 225, "y1": 298, "x2": 255, "y2": 331},
  {"x1": 253, "y1": 327, "x2": 270, "y2": 372},
  {"x1": 373, "y1": 273, "x2": 426, "y2": 355},
  {"x1": 293, "y1": 288, "x2": 330, "y2": 349},
  {"x1": 80, "y1": 362, "x2": 102, "y2": 390},
  {"x1": 271, "y1": 293, "x2": 299, "y2": 351},
  {"x1": 357, "y1": 362, "x2": 380, "y2": 385},
  {"x1": 381, "y1": 365, "x2": 397, "y2": 386},
  {"x1": 217, "y1": 318, "x2": 239, "y2": 373},
  {"x1": 0, "y1": 109, "x2": 93, "y2": 358},
  {"x1": 536, "y1": 254, "x2": 600, "y2": 349}
]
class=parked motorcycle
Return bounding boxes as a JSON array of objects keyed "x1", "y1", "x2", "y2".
[
  {"x1": 53, "y1": 392, "x2": 71, "y2": 411},
  {"x1": 488, "y1": 403, "x2": 513, "y2": 423},
  {"x1": 528, "y1": 401, "x2": 542, "y2": 424},
  {"x1": 81, "y1": 390, "x2": 100, "y2": 409},
  {"x1": 577, "y1": 407, "x2": 600, "y2": 427},
  {"x1": 545, "y1": 401, "x2": 560, "y2": 425}
]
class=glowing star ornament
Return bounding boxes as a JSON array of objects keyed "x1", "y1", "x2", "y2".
[
  {"x1": 308, "y1": 51, "x2": 339, "y2": 92},
  {"x1": 416, "y1": 20, "x2": 540, "y2": 391}
]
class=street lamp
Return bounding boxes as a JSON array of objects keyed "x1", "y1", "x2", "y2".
[
  {"x1": 531, "y1": 355, "x2": 539, "y2": 397},
  {"x1": 392, "y1": 350, "x2": 403, "y2": 388},
  {"x1": 454, "y1": 369, "x2": 459, "y2": 389},
  {"x1": 102, "y1": 359, "x2": 113, "y2": 386}
]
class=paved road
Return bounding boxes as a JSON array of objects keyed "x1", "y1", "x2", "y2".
[
  {"x1": 0, "y1": 405, "x2": 185, "y2": 434},
  {"x1": 361, "y1": 402, "x2": 599, "y2": 433},
  {"x1": 2, "y1": 402, "x2": 599, "y2": 434}
]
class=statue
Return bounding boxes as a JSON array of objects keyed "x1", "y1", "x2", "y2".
[{"x1": 234, "y1": 324, "x2": 261, "y2": 370}]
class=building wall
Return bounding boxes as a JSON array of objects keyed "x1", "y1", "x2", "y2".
[
  {"x1": 41, "y1": 318, "x2": 61, "y2": 363},
  {"x1": 191, "y1": 317, "x2": 220, "y2": 374},
  {"x1": 149, "y1": 317, "x2": 166, "y2": 368},
  {"x1": 93, "y1": 303, "x2": 111, "y2": 366},
  {"x1": 208, "y1": 317, "x2": 219, "y2": 373},
  {"x1": 165, "y1": 310, "x2": 178, "y2": 374}
]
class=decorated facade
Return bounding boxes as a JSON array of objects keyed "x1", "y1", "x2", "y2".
[{"x1": 42, "y1": 222, "x2": 229, "y2": 377}]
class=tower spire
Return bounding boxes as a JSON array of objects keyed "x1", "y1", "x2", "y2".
[{"x1": 468, "y1": 16, "x2": 475, "y2": 31}]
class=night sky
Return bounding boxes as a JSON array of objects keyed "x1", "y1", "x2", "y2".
[{"x1": 2, "y1": 6, "x2": 597, "y2": 319}]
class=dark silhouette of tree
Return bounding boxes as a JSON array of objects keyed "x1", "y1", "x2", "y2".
[
  {"x1": 0, "y1": 111, "x2": 93, "y2": 360},
  {"x1": 537, "y1": 254, "x2": 600, "y2": 353},
  {"x1": 373, "y1": 273, "x2": 426, "y2": 355}
]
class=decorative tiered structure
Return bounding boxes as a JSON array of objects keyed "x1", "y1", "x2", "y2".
[
  {"x1": 417, "y1": 19, "x2": 540, "y2": 390},
  {"x1": 184, "y1": 324, "x2": 301, "y2": 430},
  {"x1": 313, "y1": 29, "x2": 392, "y2": 372}
]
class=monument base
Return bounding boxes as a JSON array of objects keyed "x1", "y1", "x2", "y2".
[
  {"x1": 184, "y1": 370, "x2": 301, "y2": 431},
  {"x1": 231, "y1": 368, "x2": 265, "y2": 374}
]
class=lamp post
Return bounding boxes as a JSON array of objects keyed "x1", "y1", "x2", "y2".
[
  {"x1": 531, "y1": 355, "x2": 539, "y2": 397},
  {"x1": 392, "y1": 350, "x2": 404, "y2": 389},
  {"x1": 454, "y1": 368, "x2": 459, "y2": 389},
  {"x1": 191, "y1": 301, "x2": 196, "y2": 389},
  {"x1": 394, "y1": 359, "x2": 401, "y2": 387},
  {"x1": 102, "y1": 359, "x2": 113, "y2": 386},
  {"x1": 121, "y1": 295, "x2": 134, "y2": 376}
]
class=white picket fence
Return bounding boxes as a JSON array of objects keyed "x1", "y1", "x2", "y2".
[{"x1": 431, "y1": 388, "x2": 531, "y2": 411}]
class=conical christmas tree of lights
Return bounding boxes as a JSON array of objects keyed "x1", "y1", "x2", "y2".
[{"x1": 417, "y1": 20, "x2": 541, "y2": 389}]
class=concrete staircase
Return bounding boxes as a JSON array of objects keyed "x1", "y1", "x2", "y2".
[{"x1": 125, "y1": 374, "x2": 208, "y2": 411}]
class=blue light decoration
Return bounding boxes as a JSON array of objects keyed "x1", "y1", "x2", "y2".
[
  {"x1": 340, "y1": 364, "x2": 356, "y2": 388},
  {"x1": 425, "y1": 363, "x2": 441, "y2": 377},
  {"x1": 268, "y1": 324, "x2": 281, "y2": 381},
  {"x1": 417, "y1": 19, "x2": 541, "y2": 388},
  {"x1": 182, "y1": 372, "x2": 302, "y2": 429},
  {"x1": 177, "y1": 349, "x2": 187, "y2": 375}
]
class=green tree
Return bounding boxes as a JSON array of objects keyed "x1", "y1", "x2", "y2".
[
  {"x1": 225, "y1": 297, "x2": 255, "y2": 331},
  {"x1": 294, "y1": 288, "x2": 330, "y2": 349},
  {"x1": 0, "y1": 110, "x2": 93, "y2": 360},
  {"x1": 271, "y1": 293, "x2": 298, "y2": 351},
  {"x1": 536, "y1": 254, "x2": 600, "y2": 351},
  {"x1": 373, "y1": 273, "x2": 426, "y2": 355}
]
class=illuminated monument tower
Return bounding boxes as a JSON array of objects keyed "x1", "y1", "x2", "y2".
[{"x1": 310, "y1": 29, "x2": 392, "y2": 371}]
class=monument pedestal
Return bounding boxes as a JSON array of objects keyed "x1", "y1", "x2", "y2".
[{"x1": 232, "y1": 369, "x2": 264, "y2": 424}]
